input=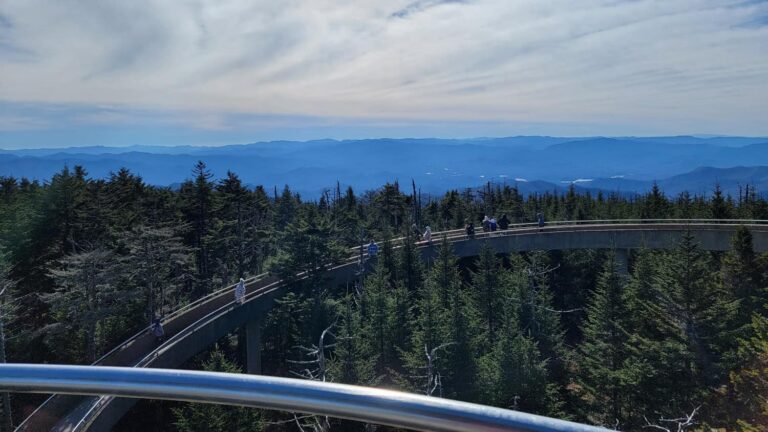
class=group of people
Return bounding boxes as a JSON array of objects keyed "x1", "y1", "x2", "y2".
[
  {"x1": 481, "y1": 214, "x2": 511, "y2": 232},
  {"x1": 466, "y1": 213, "x2": 545, "y2": 237},
  {"x1": 410, "y1": 223, "x2": 433, "y2": 243}
]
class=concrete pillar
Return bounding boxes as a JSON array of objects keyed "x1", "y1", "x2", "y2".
[
  {"x1": 246, "y1": 318, "x2": 262, "y2": 374},
  {"x1": 614, "y1": 249, "x2": 629, "y2": 276}
]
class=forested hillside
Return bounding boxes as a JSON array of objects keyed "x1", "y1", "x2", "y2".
[{"x1": 1, "y1": 162, "x2": 767, "y2": 431}]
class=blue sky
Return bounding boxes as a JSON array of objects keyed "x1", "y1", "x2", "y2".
[{"x1": 1, "y1": 0, "x2": 768, "y2": 149}]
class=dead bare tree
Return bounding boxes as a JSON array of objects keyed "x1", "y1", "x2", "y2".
[
  {"x1": 411, "y1": 342, "x2": 456, "y2": 397},
  {"x1": 518, "y1": 261, "x2": 583, "y2": 313},
  {"x1": 287, "y1": 321, "x2": 347, "y2": 432},
  {"x1": 643, "y1": 406, "x2": 700, "y2": 432}
]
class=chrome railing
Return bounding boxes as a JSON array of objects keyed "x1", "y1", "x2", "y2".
[
  {"x1": 19, "y1": 219, "x2": 768, "y2": 430},
  {"x1": 0, "y1": 364, "x2": 611, "y2": 432}
]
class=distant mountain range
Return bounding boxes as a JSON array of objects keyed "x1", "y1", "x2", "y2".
[{"x1": 1, "y1": 136, "x2": 767, "y2": 197}]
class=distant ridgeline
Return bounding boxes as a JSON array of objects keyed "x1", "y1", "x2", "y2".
[
  {"x1": 1, "y1": 162, "x2": 768, "y2": 431},
  {"x1": 1, "y1": 135, "x2": 768, "y2": 197}
]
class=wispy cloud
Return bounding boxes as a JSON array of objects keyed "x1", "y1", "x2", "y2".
[
  {"x1": 0, "y1": 0, "x2": 767, "y2": 137},
  {"x1": 390, "y1": 0, "x2": 467, "y2": 19}
]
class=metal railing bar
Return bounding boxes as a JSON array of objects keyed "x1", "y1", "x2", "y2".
[{"x1": 0, "y1": 364, "x2": 611, "y2": 432}]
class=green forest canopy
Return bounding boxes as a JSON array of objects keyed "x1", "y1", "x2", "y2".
[{"x1": 1, "y1": 163, "x2": 767, "y2": 431}]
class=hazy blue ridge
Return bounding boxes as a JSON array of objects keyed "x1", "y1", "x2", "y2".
[{"x1": 1, "y1": 136, "x2": 767, "y2": 197}]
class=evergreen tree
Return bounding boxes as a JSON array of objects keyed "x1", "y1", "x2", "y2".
[
  {"x1": 722, "y1": 227, "x2": 766, "y2": 332},
  {"x1": 179, "y1": 161, "x2": 216, "y2": 297},
  {"x1": 327, "y1": 295, "x2": 376, "y2": 386},
  {"x1": 396, "y1": 233, "x2": 424, "y2": 293},
  {"x1": 104, "y1": 168, "x2": 146, "y2": 231},
  {"x1": 121, "y1": 225, "x2": 191, "y2": 321},
  {"x1": 173, "y1": 346, "x2": 262, "y2": 431},
  {"x1": 509, "y1": 252, "x2": 568, "y2": 369},
  {"x1": 359, "y1": 265, "x2": 397, "y2": 376},
  {"x1": 641, "y1": 182, "x2": 669, "y2": 219},
  {"x1": 401, "y1": 253, "x2": 451, "y2": 395},
  {"x1": 472, "y1": 242, "x2": 504, "y2": 345},
  {"x1": 711, "y1": 183, "x2": 732, "y2": 219},
  {"x1": 441, "y1": 263, "x2": 480, "y2": 401},
  {"x1": 215, "y1": 171, "x2": 257, "y2": 282},
  {"x1": 274, "y1": 185, "x2": 298, "y2": 229},
  {"x1": 727, "y1": 315, "x2": 768, "y2": 430},
  {"x1": 494, "y1": 330, "x2": 553, "y2": 414},
  {"x1": 574, "y1": 253, "x2": 639, "y2": 427},
  {"x1": 641, "y1": 232, "x2": 737, "y2": 420},
  {"x1": 46, "y1": 248, "x2": 124, "y2": 362},
  {"x1": 433, "y1": 236, "x2": 460, "y2": 309}
]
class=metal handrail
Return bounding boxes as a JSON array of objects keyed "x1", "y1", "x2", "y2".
[
  {"x1": 20, "y1": 219, "x2": 768, "y2": 430},
  {"x1": 70, "y1": 257, "x2": 369, "y2": 431},
  {"x1": 0, "y1": 364, "x2": 611, "y2": 432},
  {"x1": 113, "y1": 218, "x2": 768, "y2": 341}
]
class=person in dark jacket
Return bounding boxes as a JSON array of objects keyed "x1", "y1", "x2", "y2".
[
  {"x1": 465, "y1": 221, "x2": 475, "y2": 238},
  {"x1": 490, "y1": 217, "x2": 498, "y2": 232},
  {"x1": 498, "y1": 214, "x2": 510, "y2": 230},
  {"x1": 151, "y1": 316, "x2": 165, "y2": 343},
  {"x1": 537, "y1": 213, "x2": 545, "y2": 231},
  {"x1": 482, "y1": 216, "x2": 491, "y2": 232},
  {"x1": 411, "y1": 223, "x2": 422, "y2": 240}
]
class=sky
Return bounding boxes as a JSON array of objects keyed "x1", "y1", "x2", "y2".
[{"x1": 1, "y1": 0, "x2": 768, "y2": 149}]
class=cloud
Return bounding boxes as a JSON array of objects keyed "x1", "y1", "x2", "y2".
[
  {"x1": 0, "y1": 0, "x2": 767, "y2": 136},
  {"x1": 390, "y1": 0, "x2": 467, "y2": 19}
]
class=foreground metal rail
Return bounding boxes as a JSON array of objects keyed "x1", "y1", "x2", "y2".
[
  {"x1": 1, "y1": 364, "x2": 609, "y2": 432},
  {"x1": 20, "y1": 219, "x2": 768, "y2": 430}
]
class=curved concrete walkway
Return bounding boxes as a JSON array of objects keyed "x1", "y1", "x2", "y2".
[{"x1": 18, "y1": 220, "x2": 768, "y2": 431}]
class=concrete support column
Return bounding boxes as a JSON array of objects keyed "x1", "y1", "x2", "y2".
[
  {"x1": 614, "y1": 249, "x2": 629, "y2": 276},
  {"x1": 246, "y1": 318, "x2": 262, "y2": 375}
]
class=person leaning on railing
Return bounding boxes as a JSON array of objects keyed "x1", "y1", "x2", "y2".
[{"x1": 498, "y1": 214, "x2": 510, "y2": 230}]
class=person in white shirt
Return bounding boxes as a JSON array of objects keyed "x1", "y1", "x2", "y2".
[{"x1": 234, "y1": 277, "x2": 246, "y2": 305}]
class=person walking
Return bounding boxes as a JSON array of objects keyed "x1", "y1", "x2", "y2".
[
  {"x1": 234, "y1": 277, "x2": 246, "y2": 305},
  {"x1": 423, "y1": 226, "x2": 432, "y2": 244},
  {"x1": 367, "y1": 238, "x2": 379, "y2": 257},
  {"x1": 490, "y1": 217, "x2": 498, "y2": 232},
  {"x1": 537, "y1": 213, "x2": 545, "y2": 231},
  {"x1": 151, "y1": 316, "x2": 165, "y2": 343},
  {"x1": 482, "y1": 216, "x2": 491, "y2": 232}
]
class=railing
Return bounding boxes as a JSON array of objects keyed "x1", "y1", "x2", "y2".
[
  {"x1": 19, "y1": 219, "x2": 768, "y2": 430},
  {"x1": 106, "y1": 218, "x2": 768, "y2": 346},
  {"x1": 0, "y1": 364, "x2": 611, "y2": 432}
]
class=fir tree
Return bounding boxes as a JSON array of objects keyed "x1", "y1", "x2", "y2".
[
  {"x1": 121, "y1": 225, "x2": 191, "y2": 321},
  {"x1": 472, "y1": 242, "x2": 505, "y2": 345},
  {"x1": 179, "y1": 161, "x2": 216, "y2": 297},
  {"x1": 575, "y1": 253, "x2": 638, "y2": 427},
  {"x1": 173, "y1": 346, "x2": 262, "y2": 431},
  {"x1": 46, "y1": 247, "x2": 124, "y2": 362}
]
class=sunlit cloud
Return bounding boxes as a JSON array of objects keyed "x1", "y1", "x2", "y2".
[{"x1": 1, "y1": 0, "x2": 767, "y2": 141}]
